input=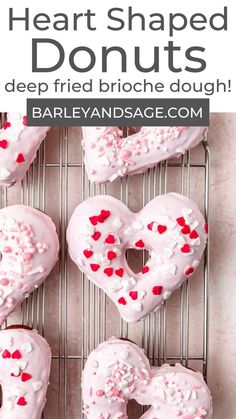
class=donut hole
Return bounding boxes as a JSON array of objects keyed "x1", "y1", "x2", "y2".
[
  {"x1": 118, "y1": 126, "x2": 141, "y2": 138},
  {"x1": 126, "y1": 248, "x2": 149, "y2": 274}
]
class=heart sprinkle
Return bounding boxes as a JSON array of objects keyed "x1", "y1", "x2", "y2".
[
  {"x1": 141, "y1": 266, "x2": 150, "y2": 274},
  {"x1": 83, "y1": 250, "x2": 93, "y2": 259},
  {"x1": 12, "y1": 350, "x2": 22, "y2": 359},
  {"x1": 16, "y1": 153, "x2": 25, "y2": 163},
  {"x1": 129, "y1": 291, "x2": 138, "y2": 300},
  {"x1": 105, "y1": 235, "x2": 115, "y2": 244},
  {"x1": 91, "y1": 231, "x2": 101, "y2": 241},
  {"x1": 2, "y1": 349, "x2": 11, "y2": 359},
  {"x1": 177, "y1": 217, "x2": 186, "y2": 226},
  {"x1": 21, "y1": 372, "x2": 32, "y2": 382},
  {"x1": 107, "y1": 251, "x2": 117, "y2": 261},
  {"x1": 115, "y1": 268, "x2": 124, "y2": 277},
  {"x1": 181, "y1": 244, "x2": 191, "y2": 254},
  {"x1": 0, "y1": 140, "x2": 8, "y2": 149},
  {"x1": 17, "y1": 396, "x2": 27, "y2": 406},
  {"x1": 104, "y1": 267, "x2": 113, "y2": 277},
  {"x1": 185, "y1": 267, "x2": 195, "y2": 276},
  {"x1": 152, "y1": 286, "x2": 163, "y2": 295},
  {"x1": 118, "y1": 297, "x2": 127, "y2": 305},
  {"x1": 157, "y1": 225, "x2": 167, "y2": 234},
  {"x1": 135, "y1": 239, "x2": 145, "y2": 248},
  {"x1": 90, "y1": 264, "x2": 100, "y2": 272}
]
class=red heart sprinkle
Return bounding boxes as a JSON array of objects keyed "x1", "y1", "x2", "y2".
[
  {"x1": 17, "y1": 397, "x2": 27, "y2": 406},
  {"x1": 16, "y1": 153, "x2": 25, "y2": 163},
  {"x1": 21, "y1": 372, "x2": 32, "y2": 382},
  {"x1": 204, "y1": 223, "x2": 208, "y2": 233},
  {"x1": 157, "y1": 225, "x2": 167, "y2": 234},
  {"x1": 12, "y1": 350, "x2": 22, "y2": 359},
  {"x1": 181, "y1": 244, "x2": 190, "y2": 253},
  {"x1": 177, "y1": 217, "x2": 186, "y2": 226},
  {"x1": 83, "y1": 249, "x2": 93, "y2": 259},
  {"x1": 3, "y1": 122, "x2": 11, "y2": 129},
  {"x1": 89, "y1": 216, "x2": 98, "y2": 226},
  {"x1": 23, "y1": 116, "x2": 28, "y2": 126},
  {"x1": 129, "y1": 291, "x2": 138, "y2": 300},
  {"x1": 147, "y1": 222, "x2": 154, "y2": 231},
  {"x1": 189, "y1": 230, "x2": 199, "y2": 239},
  {"x1": 105, "y1": 235, "x2": 115, "y2": 244},
  {"x1": 115, "y1": 268, "x2": 124, "y2": 278},
  {"x1": 98, "y1": 210, "x2": 110, "y2": 223},
  {"x1": 185, "y1": 267, "x2": 194, "y2": 276},
  {"x1": 107, "y1": 251, "x2": 117, "y2": 261},
  {"x1": 135, "y1": 239, "x2": 145, "y2": 248},
  {"x1": 90, "y1": 264, "x2": 100, "y2": 272},
  {"x1": 181, "y1": 225, "x2": 191, "y2": 235},
  {"x1": 104, "y1": 267, "x2": 113, "y2": 277},
  {"x1": 2, "y1": 349, "x2": 11, "y2": 359},
  {"x1": 141, "y1": 266, "x2": 150, "y2": 274},
  {"x1": 118, "y1": 297, "x2": 126, "y2": 305},
  {"x1": 152, "y1": 286, "x2": 163, "y2": 295},
  {"x1": 91, "y1": 231, "x2": 101, "y2": 241},
  {"x1": 0, "y1": 140, "x2": 8, "y2": 149}
]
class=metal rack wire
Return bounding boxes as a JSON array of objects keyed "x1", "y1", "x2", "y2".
[{"x1": 0, "y1": 121, "x2": 210, "y2": 419}]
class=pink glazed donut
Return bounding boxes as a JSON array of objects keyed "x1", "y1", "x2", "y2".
[
  {"x1": 82, "y1": 338, "x2": 213, "y2": 419},
  {"x1": 0, "y1": 326, "x2": 51, "y2": 419},
  {"x1": 67, "y1": 193, "x2": 207, "y2": 322},
  {"x1": 0, "y1": 113, "x2": 49, "y2": 186},
  {"x1": 82, "y1": 126, "x2": 206, "y2": 183},
  {"x1": 0, "y1": 205, "x2": 59, "y2": 324}
]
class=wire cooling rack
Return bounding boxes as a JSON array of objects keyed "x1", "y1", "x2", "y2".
[{"x1": 0, "y1": 120, "x2": 210, "y2": 419}]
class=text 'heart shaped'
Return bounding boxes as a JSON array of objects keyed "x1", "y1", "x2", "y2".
[{"x1": 67, "y1": 193, "x2": 207, "y2": 322}]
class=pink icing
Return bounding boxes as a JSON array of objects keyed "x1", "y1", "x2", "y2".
[
  {"x1": 82, "y1": 126, "x2": 206, "y2": 183},
  {"x1": 0, "y1": 205, "x2": 59, "y2": 324},
  {"x1": 82, "y1": 338, "x2": 213, "y2": 419},
  {"x1": 0, "y1": 113, "x2": 49, "y2": 186},
  {"x1": 0, "y1": 327, "x2": 51, "y2": 419},
  {"x1": 67, "y1": 193, "x2": 207, "y2": 322}
]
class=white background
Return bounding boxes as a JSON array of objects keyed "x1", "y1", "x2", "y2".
[{"x1": 0, "y1": 0, "x2": 235, "y2": 112}]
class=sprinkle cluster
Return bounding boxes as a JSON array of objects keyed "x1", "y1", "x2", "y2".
[
  {"x1": 0, "y1": 115, "x2": 27, "y2": 180},
  {"x1": 78, "y1": 204, "x2": 207, "y2": 315},
  {"x1": 88, "y1": 126, "x2": 186, "y2": 181},
  {"x1": 0, "y1": 335, "x2": 43, "y2": 410},
  {"x1": 0, "y1": 217, "x2": 48, "y2": 311}
]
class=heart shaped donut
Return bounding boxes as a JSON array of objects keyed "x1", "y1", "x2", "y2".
[
  {"x1": 0, "y1": 205, "x2": 59, "y2": 324},
  {"x1": 0, "y1": 326, "x2": 51, "y2": 419},
  {"x1": 0, "y1": 113, "x2": 49, "y2": 186},
  {"x1": 82, "y1": 126, "x2": 206, "y2": 183},
  {"x1": 67, "y1": 193, "x2": 207, "y2": 322},
  {"x1": 82, "y1": 338, "x2": 213, "y2": 419}
]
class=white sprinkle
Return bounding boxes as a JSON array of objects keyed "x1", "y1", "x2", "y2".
[
  {"x1": 80, "y1": 224, "x2": 95, "y2": 236},
  {"x1": 21, "y1": 342, "x2": 32, "y2": 353},
  {"x1": 11, "y1": 386, "x2": 26, "y2": 397},
  {"x1": 132, "y1": 221, "x2": 143, "y2": 231},
  {"x1": 163, "y1": 291, "x2": 171, "y2": 300},
  {"x1": 17, "y1": 360, "x2": 28, "y2": 370},
  {"x1": 33, "y1": 381, "x2": 43, "y2": 392},
  {"x1": 124, "y1": 227, "x2": 133, "y2": 236},
  {"x1": 163, "y1": 248, "x2": 174, "y2": 259},
  {"x1": 0, "y1": 168, "x2": 11, "y2": 179},
  {"x1": 112, "y1": 218, "x2": 123, "y2": 228},
  {"x1": 132, "y1": 301, "x2": 143, "y2": 312}
]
